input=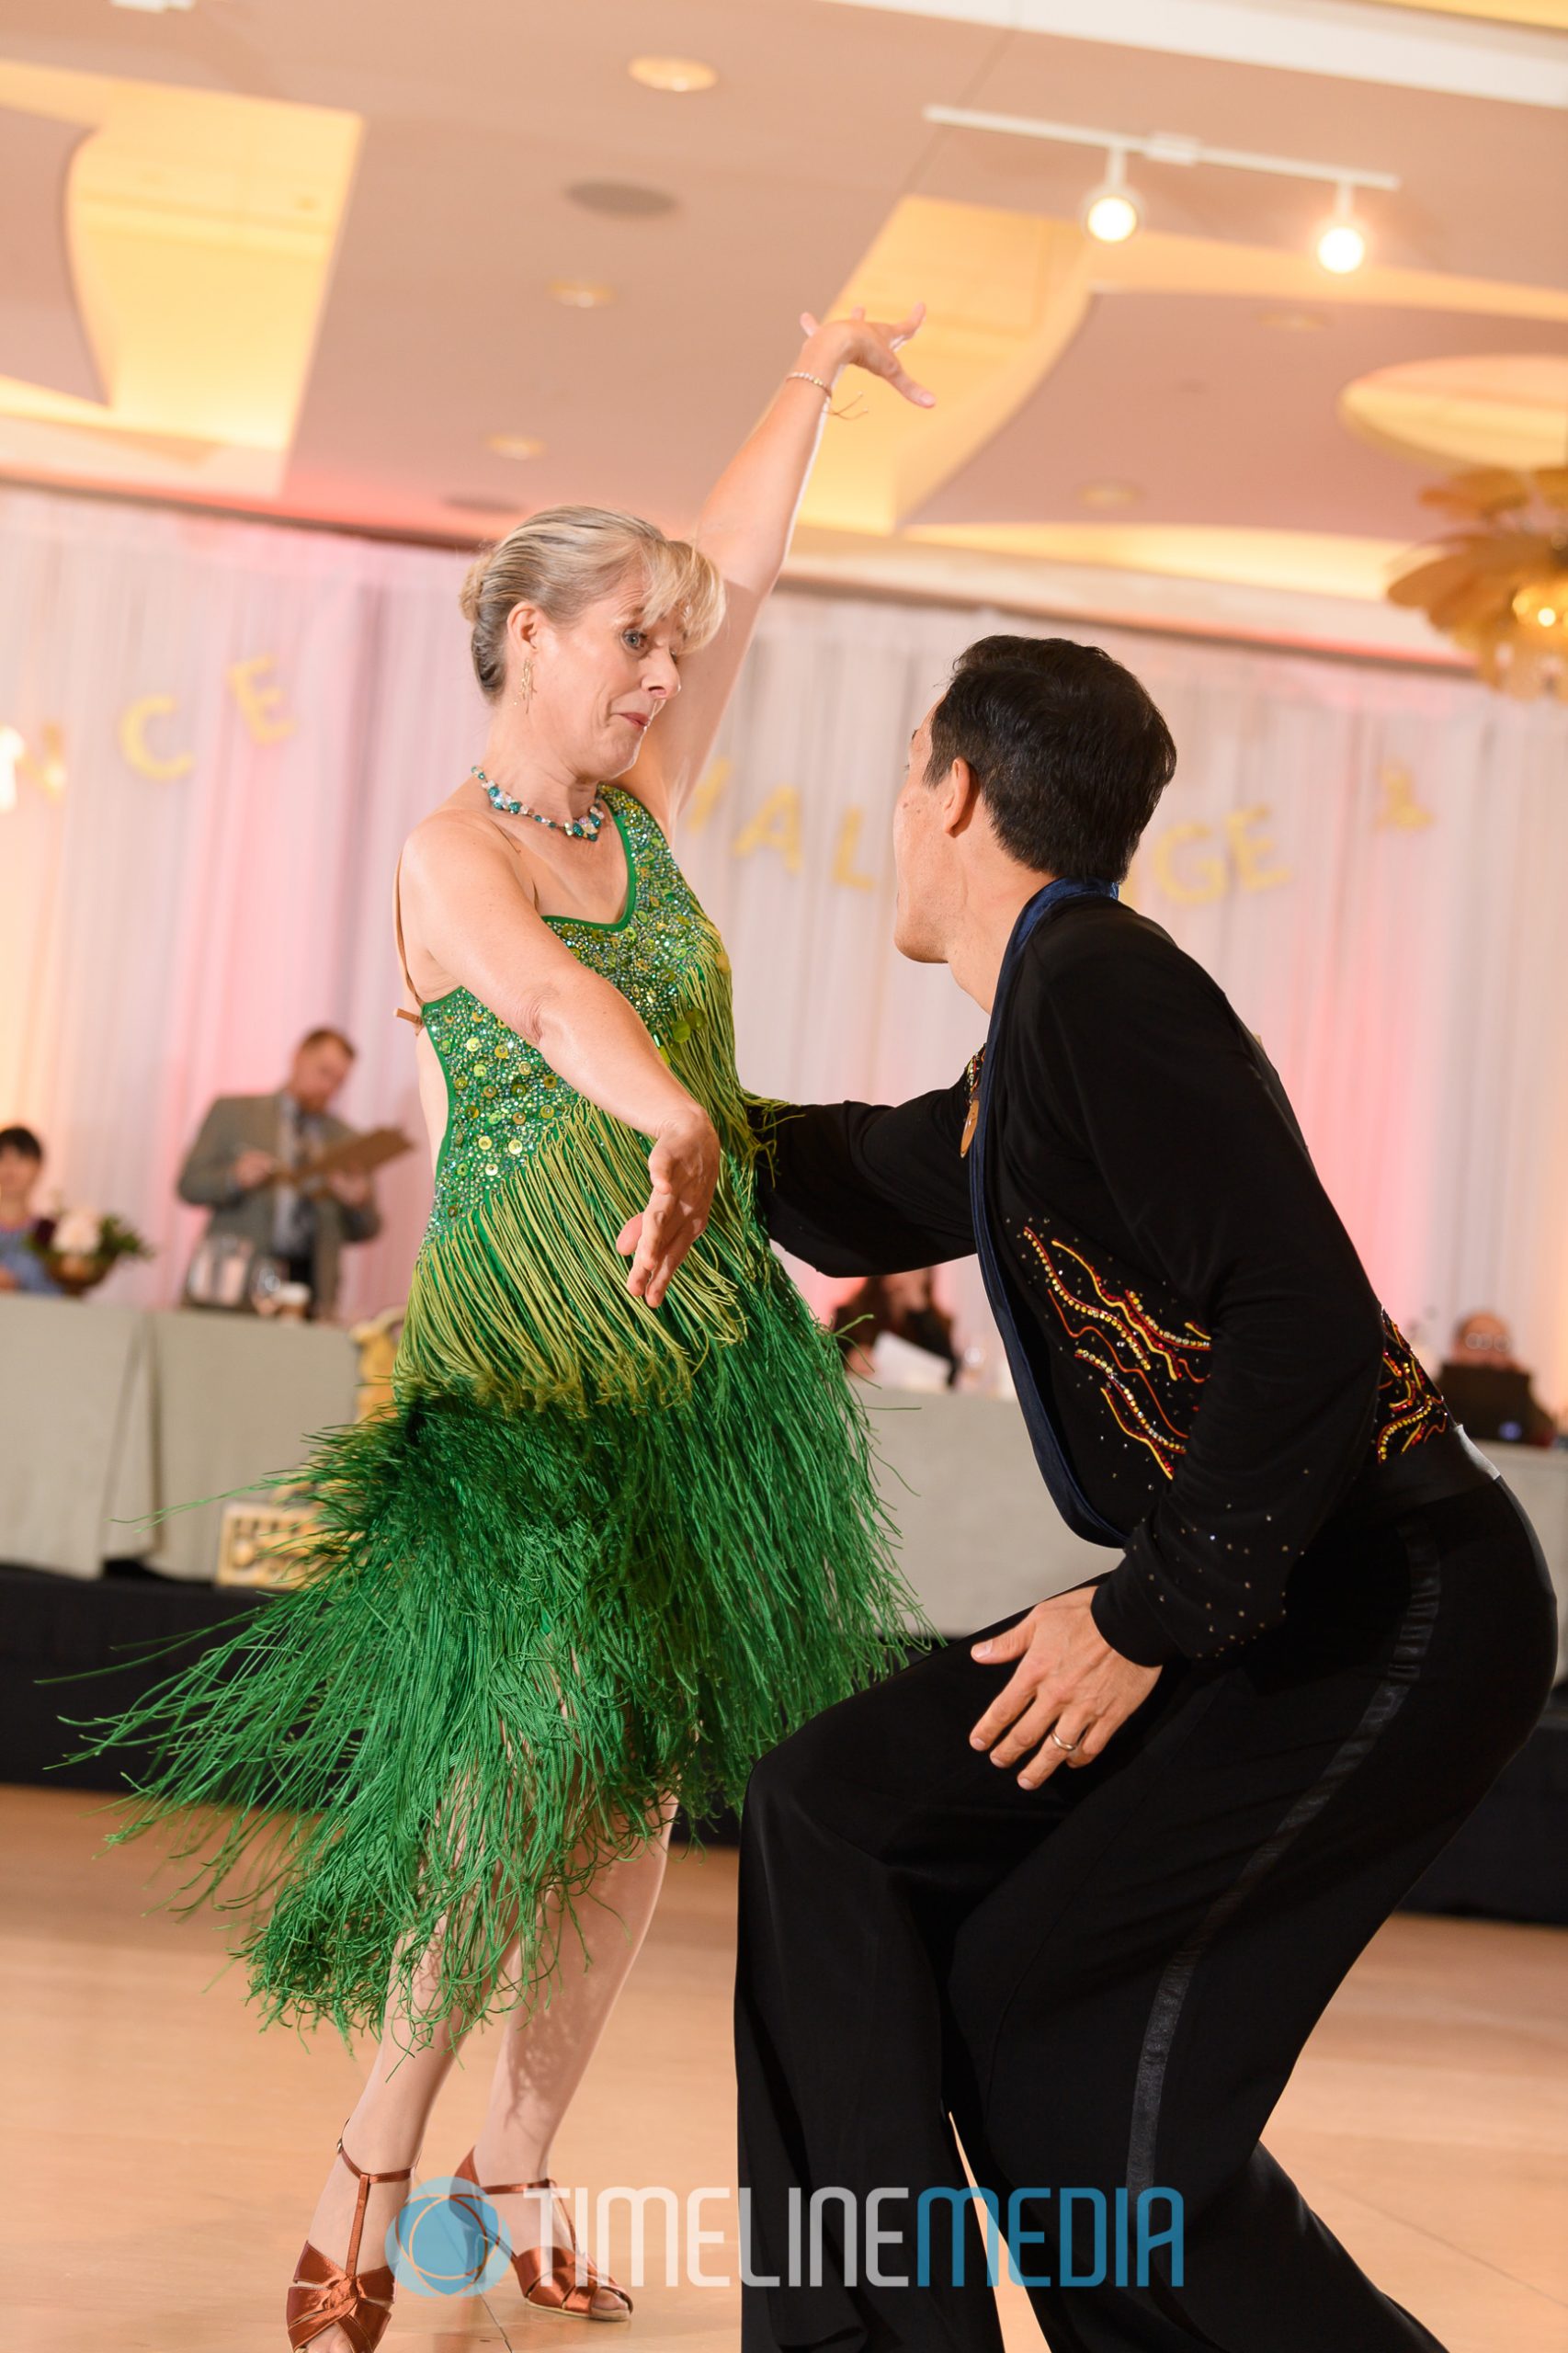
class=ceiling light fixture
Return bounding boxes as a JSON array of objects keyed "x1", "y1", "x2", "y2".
[
  {"x1": 566, "y1": 180, "x2": 676, "y2": 219},
  {"x1": 629, "y1": 56, "x2": 718, "y2": 94},
  {"x1": 1513, "y1": 576, "x2": 1567, "y2": 634},
  {"x1": 444, "y1": 494, "x2": 523, "y2": 516},
  {"x1": 923, "y1": 104, "x2": 1396, "y2": 269},
  {"x1": 550, "y1": 279, "x2": 616, "y2": 309},
  {"x1": 110, "y1": 0, "x2": 196, "y2": 10},
  {"x1": 1315, "y1": 182, "x2": 1369, "y2": 275},
  {"x1": 1080, "y1": 148, "x2": 1142, "y2": 245},
  {"x1": 1389, "y1": 467, "x2": 1568, "y2": 699}
]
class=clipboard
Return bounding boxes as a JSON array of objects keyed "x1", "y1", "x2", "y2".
[{"x1": 272, "y1": 1127, "x2": 415, "y2": 1192}]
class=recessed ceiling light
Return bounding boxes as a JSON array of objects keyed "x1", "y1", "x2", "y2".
[
  {"x1": 629, "y1": 56, "x2": 718, "y2": 94},
  {"x1": 550, "y1": 279, "x2": 616, "y2": 309},
  {"x1": 485, "y1": 435, "x2": 545, "y2": 461},
  {"x1": 110, "y1": 0, "x2": 195, "y2": 10},
  {"x1": 1078, "y1": 481, "x2": 1143, "y2": 508},
  {"x1": 565, "y1": 180, "x2": 676, "y2": 220}
]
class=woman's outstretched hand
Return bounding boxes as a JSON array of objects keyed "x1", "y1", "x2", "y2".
[
  {"x1": 798, "y1": 301, "x2": 936, "y2": 409},
  {"x1": 615, "y1": 1105, "x2": 721, "y2": 1309}
]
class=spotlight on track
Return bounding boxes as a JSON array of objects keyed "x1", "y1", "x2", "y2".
[
  {"x1": 1081, "y1": 148, "x2": 1142, "y2": 245},
  {"x1": 1315, "y1": 182, "x2": 1368, "y2": 275},
  {"x1": 922, "y1": 107, "x2": 1398, "y2": 280}
]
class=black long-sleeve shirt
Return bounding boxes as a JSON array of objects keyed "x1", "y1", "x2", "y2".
[{"x1": 754, "y1": 896, "x2": 1451, "y2": 1667}]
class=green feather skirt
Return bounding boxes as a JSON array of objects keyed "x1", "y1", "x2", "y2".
[{"x1": 49, "y1": 1080, "x2": 929, "y2": 2058}]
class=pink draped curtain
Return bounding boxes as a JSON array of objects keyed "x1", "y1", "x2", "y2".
[{"x1": 2, "y1": 483, "x2": 1564, "y2": 1408}]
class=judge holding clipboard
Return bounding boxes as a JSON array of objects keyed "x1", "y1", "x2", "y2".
[{"x1": 176, "y1": 1026, "x2": 409, "y2": 1319}]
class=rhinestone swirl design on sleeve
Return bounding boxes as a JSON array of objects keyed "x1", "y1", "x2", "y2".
[
  {"x1": 1021, "y1": 1227, "x2": 1212, "y2": 1479},
  {"x1": 1373, "y1": 1313, "x2": 1450, "y2": 1459}
]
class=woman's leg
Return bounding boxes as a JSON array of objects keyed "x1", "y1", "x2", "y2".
[
  {"x1": 468, "y1": 1798, "x2": 679, "y2": 2315},
  {"x1": 295, "y1": 1781, "x2": 530, "y2": 2353},
  {"x1": 299, "y1": 1797, "x2": 676, "y2": 2346}
]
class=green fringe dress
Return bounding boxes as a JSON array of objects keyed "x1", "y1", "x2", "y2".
[{"x1": 53, "y1": 787, "x2": 929, "y2": 2053}]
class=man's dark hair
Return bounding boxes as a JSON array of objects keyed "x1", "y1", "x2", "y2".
[
  {"x1": 0, "y1": 1124, "x2": 43, "y2": 1162},
  {"x1": 298, "y1": 1027, "x2": 356, "y2": 1059},
  {"x1": 925, "y1": 634, "x2": 1176, "y2": 881}
]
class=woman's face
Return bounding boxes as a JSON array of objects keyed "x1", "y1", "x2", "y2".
[
  {"x1": 506, "y1": 578, "x2": 684, "y2": 782},
  {"x1": 0, "y1": 1145, "x2": 40, "y2": 1208}
]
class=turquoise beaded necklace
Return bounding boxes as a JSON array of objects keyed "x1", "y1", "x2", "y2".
[{"x1": 472, "y1": 765, "x2": 608, "y2": 841}]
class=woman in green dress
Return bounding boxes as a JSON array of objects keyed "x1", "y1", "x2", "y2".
[{"x1": 57, "y1": 305, "x2": 936, "y2": 2347}]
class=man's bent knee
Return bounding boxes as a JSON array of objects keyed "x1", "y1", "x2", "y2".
[{"x1": 743, "y1": 1685, "x2": 882, "y2": 1847}]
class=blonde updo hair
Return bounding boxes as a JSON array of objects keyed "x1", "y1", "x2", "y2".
[{"x1": 459, "y1": 506, "x2": 726, "y2": 701}]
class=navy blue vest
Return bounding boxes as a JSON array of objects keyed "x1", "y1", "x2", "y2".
[{"x1": 966, "y1": 877, "x2": 1126, "y2": 1546}]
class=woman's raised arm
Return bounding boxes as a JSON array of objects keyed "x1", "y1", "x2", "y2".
[
  {"x1": 631, "y1": 305, "x2": 934, "y2": 823},
  {"x1": 403, "y1": 813, "x2": 718, "y2": 1307}
]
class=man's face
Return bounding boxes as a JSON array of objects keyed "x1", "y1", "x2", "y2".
[
  {"x1": 892, "y1": 705, "x2": 954, "y2": 964},
  {"x1": 290, "y1": 1038, "x2": 352, "y2": 1114},
  {"x1": 1457, "y1": 1313, "x2": 1515, "y2": 1367}
]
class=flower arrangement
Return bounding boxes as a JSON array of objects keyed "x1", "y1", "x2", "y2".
[{"x1": 29, "y1": 1208, "x2": 153, "y2": 1298}]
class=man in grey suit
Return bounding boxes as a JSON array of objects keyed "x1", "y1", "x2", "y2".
[{"x1": 177, "y1": 1028, "x2": 382, "y2": 1319}]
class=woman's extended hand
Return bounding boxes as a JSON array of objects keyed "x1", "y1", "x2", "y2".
[
  {"x1": 798, "y1": 301, "x2": 935, "y2": 409},
  {"x1": 615, "y1": 1106, "x2": 721, "y2": 1309}
]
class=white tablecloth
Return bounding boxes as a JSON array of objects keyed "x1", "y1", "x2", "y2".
[
  {"x1": 866, "y1": 1386, "x2": 1568, "y2": 1678},
  {"x1": 0, "y1": 1296, "x2": 358, "y2": 1581},
  {"x1": 0, "y1": 1298, "x2": 153, "y2": 1577},
  {"x1": 5, "y1": 1299, "x2": 1563, "y2": 1681}
]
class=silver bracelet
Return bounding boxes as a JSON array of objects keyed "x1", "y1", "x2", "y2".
[{"x1": 786, "y1": 369, "x2": 834, "y2": 399}]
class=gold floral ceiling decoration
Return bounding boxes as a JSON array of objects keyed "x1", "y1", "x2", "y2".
[{"x1": 1388, "y1": 465, "x2": 1568, "y2": 699}]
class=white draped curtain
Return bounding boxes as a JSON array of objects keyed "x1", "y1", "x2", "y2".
[{"x1": 2, "y1": 483, "x2": 1565, "y2": 1407}]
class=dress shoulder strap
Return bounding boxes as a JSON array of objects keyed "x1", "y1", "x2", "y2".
[
  {"x1": 608, "y1": 784, "x2": 676, "y2": 883},
  {"x1": 392, "y1": 847, "x2": 425, "y2": 1029}
]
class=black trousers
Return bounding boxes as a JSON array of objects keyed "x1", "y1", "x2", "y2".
[{"x1": 735, "y1": 1474, "x2": 1557, "y2": 2351}]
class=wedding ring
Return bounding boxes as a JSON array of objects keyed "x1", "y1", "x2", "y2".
[{"x1": 1048, "y1": 1729, "x2": 1081, "y2": 1753}]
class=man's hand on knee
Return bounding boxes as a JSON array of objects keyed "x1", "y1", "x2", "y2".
[{"x1": 967, "y1": 1590, "x2": 1162, "y2": 1789}]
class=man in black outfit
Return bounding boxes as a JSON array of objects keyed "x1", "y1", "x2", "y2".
[{"x1": 736, "y1": 638, "x2": 1557, "y2": 2353}]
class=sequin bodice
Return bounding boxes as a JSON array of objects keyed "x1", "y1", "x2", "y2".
[{"x1": 417, "y1": 790, "x2": 733, "y2": 1241}]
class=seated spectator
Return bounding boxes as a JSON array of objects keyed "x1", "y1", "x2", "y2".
[
  {"x1": 0, "y1": 1124, "x2": 62, "y2": 1297},
  {"x1": 1436, "y1": 1311, "x2": 1558, "y2": 1447},
  {"x1": 832, "y1": 1268, "x2": 960, "y2": 1385},
  {"x1": 177, "y1": 1028, "x2": 382, "y2": 1321}
]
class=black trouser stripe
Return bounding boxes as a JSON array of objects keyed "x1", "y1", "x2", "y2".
[{"x1": 1127, "y1": 1518, "x2": 1442, "y2": 2200}]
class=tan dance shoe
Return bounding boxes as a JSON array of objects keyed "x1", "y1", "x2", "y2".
[
  {"x1": 451, "y1": 2148, "x2": 632, "y2": 2321},
  {"x1": 286, "y1": 2131, "x2": 415, "y2": 2352}
]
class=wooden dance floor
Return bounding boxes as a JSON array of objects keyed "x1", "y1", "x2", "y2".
[{"x1": 6, "y1": 1783, "x2": 1565, "y2": 2351}]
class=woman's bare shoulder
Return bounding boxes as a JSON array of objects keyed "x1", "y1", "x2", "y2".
[
  {"x1": 404, "y1": 782, "x2": 487, "y2": 858},
  {"x1": 402, "y1": 792, "x2": 538, "y2": 903}
]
